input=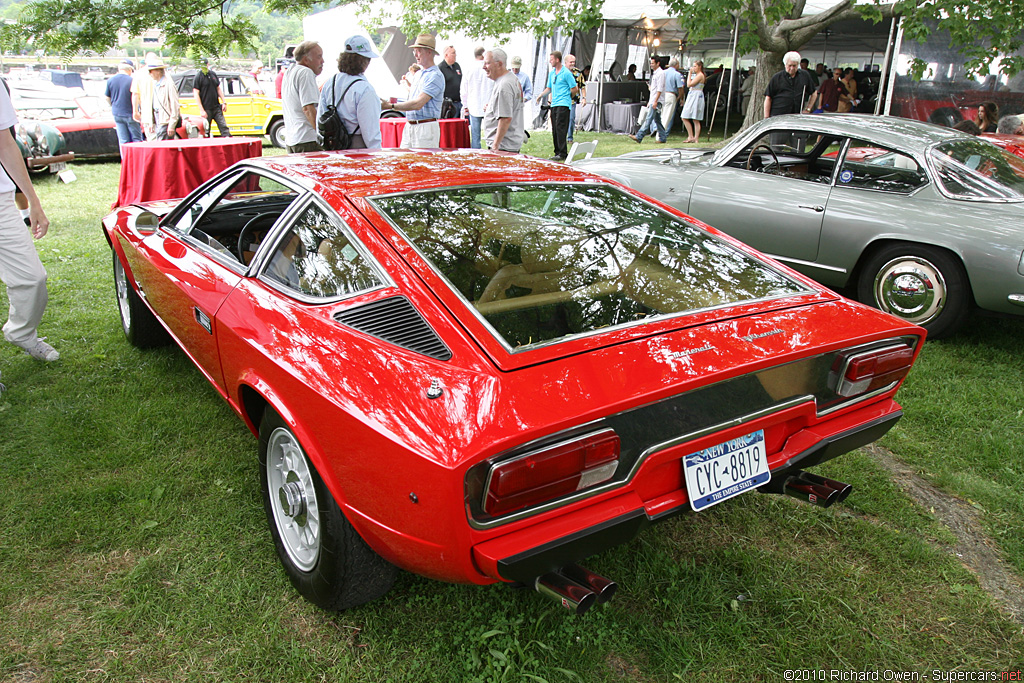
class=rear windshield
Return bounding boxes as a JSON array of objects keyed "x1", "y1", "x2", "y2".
[
  {"x1": 370, "y1": 184, "x2": 809, "y2": 350},
  {"x1": 930, "y1": 138, "x2": 1024, "y2": 200}
]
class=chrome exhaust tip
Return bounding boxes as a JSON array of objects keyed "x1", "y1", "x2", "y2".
[
  {"x1": 535, "y1": 572, "x2": 597, "y2": 615},
  {"x1": 535, "y1": 564, "x2": 618, "y2": 614},
  {"x1": 783, "y1": 470, "x2": 853, "y2": 508},
  {"x1": 562, "y1": 563, "x2": 617, "y2": 604}
]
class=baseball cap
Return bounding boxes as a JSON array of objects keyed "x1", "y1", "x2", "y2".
[
  {"x1": 344, "y1": 35, "x2": 380, "y2": 59},
  {"x1": 510, "y1": 56, "x2": 522, "y2": 68}
]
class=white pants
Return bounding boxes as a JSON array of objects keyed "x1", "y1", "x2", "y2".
[
  {"x1": 661, "y1": 92, "x2": 678, "y2": 129},
  {"x1": 400, "y1": 120, "x2": 440, "y2": 149},
  {"x1": 0, "y1": 191, "x2": 48, "y2": 345}
]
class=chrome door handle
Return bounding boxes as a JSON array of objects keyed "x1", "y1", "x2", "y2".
[{"x1": 798, "y1": 204, "x2": 825, "y2": 212}]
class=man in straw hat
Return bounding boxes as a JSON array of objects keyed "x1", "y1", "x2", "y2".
[
  {"x1": 147, "y1": 57, "x2": 180, "y2": 140},
  {"x1": 385, "y1": 33, "x2": 445, "y2": 148},
  {"x1": 132, "y1": 52, "x2": 160, "y2": 140}
]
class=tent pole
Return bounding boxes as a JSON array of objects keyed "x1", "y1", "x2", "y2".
[
  {"x1": 723, "y1": 11, "x2": 740, "y2": 140},
  {"x1": 599, "y1": 20, "x2": 606, "y2": 132},
  {"x1": 879, "y1": 16, "x2": 902, "y2": 116}
]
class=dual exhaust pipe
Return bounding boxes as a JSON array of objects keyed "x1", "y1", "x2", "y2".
[
  {"x1": 535, "y1": 563, "x2": 617, "y2": 615},
  {"x1": 534, "y1": 470, "x2": 849, "y2": 614},
  {"x1": 761, "y1": 469, "x2": 853, "y2": 508}
]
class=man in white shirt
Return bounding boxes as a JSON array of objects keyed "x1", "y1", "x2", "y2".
[
  {"x1": 0, "y1": 83, "x2": 56, "y2": 361},
  {"x1": 631, "y1": 56, "x2": 667, "y2": 144},
  {"x1": 282, "y1": 40, "x2": 325, "y2": 152},
  {"x1": 460, "y1": 47, "x2": 494, "y2": 149},
  {"x1": 482, "y1": 49, "x2": 525, "y2": 153}
]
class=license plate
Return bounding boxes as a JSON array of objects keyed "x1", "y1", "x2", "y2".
[
  {"x1": 49, "y1": 162, "x2": 66, "y2": 173},
  {"x1": 684, "y1": 430, "x2": 769, "y2": 512}
]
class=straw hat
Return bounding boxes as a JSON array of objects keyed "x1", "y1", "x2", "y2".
[{"x1": 408, "y1": 33, "x2": 437, "y2": 53}]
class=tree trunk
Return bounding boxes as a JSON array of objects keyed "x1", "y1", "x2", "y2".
[{"x1": 740, "y1": 49, "x2": 784, "y2": 132}]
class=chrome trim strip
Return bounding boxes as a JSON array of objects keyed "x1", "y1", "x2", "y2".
[
  {"x1": 1008, "y1": 294, "x2": 1024, "y2": 307},
  {"x1": 633, "y1": 395, "x2": 813, "y2": 463},
  {"x1": 816, "y1": 382, "x2": 900, "y2": 417},
  {"x1": 769, "y1": 254, "x2": 848, "y2": 275}
]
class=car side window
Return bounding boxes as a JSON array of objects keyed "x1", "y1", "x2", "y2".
[
  {"x1": 260, "y1": 202, "x2": 385, "y2": 299},
  {"x1": 727, "y1": 130, "x2": 839, "y2": 184},
  {"x1": 172, "y1": 171, "x2": 300, "y2": 265},
  {"x1": 177, "y1": 75, "x2": 194, "y2": 96},
  {"x1": 837, "y1": 140, "x2": 928, "y2": 194},
  {"x1": 223, "y1": 76, "x2": 247, "y2": 96}
]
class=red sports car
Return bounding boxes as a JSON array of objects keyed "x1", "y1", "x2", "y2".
[{"x1": 102, "y1": 151, "x2": 924, "y2": 614}]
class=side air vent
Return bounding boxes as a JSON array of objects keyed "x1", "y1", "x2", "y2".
[{"x1": 334, "y1": 296, "x2": 453, "y2": 361}]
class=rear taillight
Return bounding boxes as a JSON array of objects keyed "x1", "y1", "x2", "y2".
[
  {"x1": 483, "y1": 430, "x2": 620, "y2": 517},
  {"x1": 831, "y1": 343, "x2": 916, "y2": 398}
]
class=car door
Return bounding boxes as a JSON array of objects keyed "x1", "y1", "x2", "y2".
[
  {"x1": 687, "y1": 128, "x2": 837, "y2": 264},
  {"x1": 130, "y1": 170, "x2": 301, "y2": 390},
  {"x1": 816, "y1": 139, "x2": 931, "y2": 279}
]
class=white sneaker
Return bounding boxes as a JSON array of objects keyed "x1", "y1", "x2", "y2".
[{"x1": 15, "y1": 337, "x2": 59, "y2": 361}]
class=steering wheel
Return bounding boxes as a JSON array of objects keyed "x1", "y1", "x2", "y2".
[
  {"x1": 746, "y1": 143, "x2": 781, "y2": 173},
  {"x1": 237, "y1": 212, "x2": 278, "y2": 263}
]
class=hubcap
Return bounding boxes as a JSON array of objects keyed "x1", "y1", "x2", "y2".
[
  {"x1": 873, "y1": 256, "x2": 946, "y2": 325},
  {"x1": 266, "y1": 427, "x2": 321, "y2": 572},
  {"x1": 114, "y1": 259, "x2": 132, "y2": 333}
]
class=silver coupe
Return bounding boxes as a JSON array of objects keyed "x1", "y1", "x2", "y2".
[{"x1": 575, "y1": 114, "x2": 1024, "y2": 338}]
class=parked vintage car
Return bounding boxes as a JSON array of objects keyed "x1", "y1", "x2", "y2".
[
  {"x1": 103, "y1": 151, "x2": 924, "y2": 613},
  {"x1": 174, "y1": 69, "x2": 286, "y2": 147},
  {"x1": 14, "y1": 118, "x2": 74, "y2": 173},
  {"x1": 576, "y1": 114, "x2": 1024, "y2": 338}
]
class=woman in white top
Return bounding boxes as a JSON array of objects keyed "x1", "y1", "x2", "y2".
[{"x1": 680, "y1": 60, "x2": 706, "y2": 143}]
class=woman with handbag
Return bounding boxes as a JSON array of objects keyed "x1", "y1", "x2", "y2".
[{"x1": 318, "y1": 35, "x2": 385, "y2": 150}]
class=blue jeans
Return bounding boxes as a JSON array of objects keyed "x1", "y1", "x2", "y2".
[
  {"x1": 113, "y1": 114, "x2": 143, "y2": 146},
  {"x1": 469, "y1": 115, "x2": 483, "y2": 149},
  {"x1": 569, "y1": 102, "x2": 576, "y2": 142},
  {"x1": 635, "y1": 104, "x2": 666, "y2": 143}
]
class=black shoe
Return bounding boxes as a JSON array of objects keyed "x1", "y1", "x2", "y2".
[{"x1": 549, "y1": 155, "x2": 567, "y2": 161}]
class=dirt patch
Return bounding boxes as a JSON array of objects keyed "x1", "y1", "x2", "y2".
[
  {"x1": 2, "y1": 663, "x2": 44, "y2": 683},
  {"x1": 864, "y1": 443, "x2": 1024, "y2": 624}
]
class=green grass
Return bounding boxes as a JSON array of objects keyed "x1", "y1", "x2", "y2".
[{"x1": 2, "y1": 145, "x2": 1024, "y2": 682}]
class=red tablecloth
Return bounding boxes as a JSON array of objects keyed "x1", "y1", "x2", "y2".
[
  {"x1": 115, "y1": 137, "x2": 263, "y2": 207},
  {"x1": 379, "y1": 118, "x2": 471, "y2": 148}
]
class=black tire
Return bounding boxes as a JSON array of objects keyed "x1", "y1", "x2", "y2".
[
  {"x1": 259, "y1": 409, "x2": 397, "y2": 611},
  {"x1": 857, "y1": 243, "x2": 971, "y2": 339},
  {"x1": 268, "y1": 119, "x2": 286, "y2": 148},
  {"x1": 113, "y1": 251, "x2": 169, "y2": 348},
  {"x1": 929, "y1": 107, "x2": 963, "y2": 128}
]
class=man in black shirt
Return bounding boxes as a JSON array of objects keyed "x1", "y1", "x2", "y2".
[
  {"x1": 439, "y1": 46, "x2": 463, "y2": 117},
  {"x1": 193, "y1": 58, "x2": 231, "y2": 137},
  {"x1": 763, "y1": 51, "x2": 816, "y2": 118}
]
